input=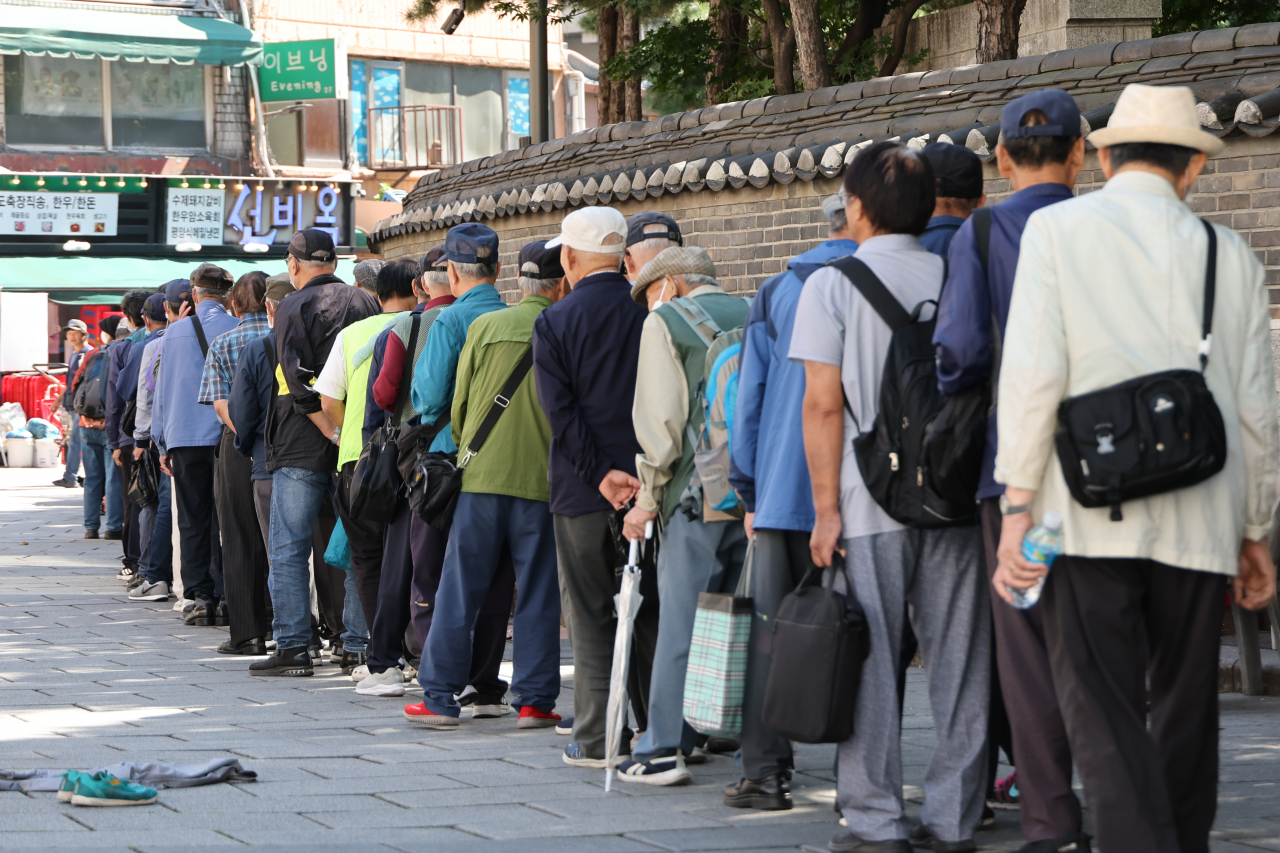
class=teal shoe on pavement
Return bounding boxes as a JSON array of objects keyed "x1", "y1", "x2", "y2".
[
  {"x1": 57, "y1": 771, "x2": 108, "y2": 803},
  {"x1": 70, "y1": 773, "x2": 158, "y2": 806}
]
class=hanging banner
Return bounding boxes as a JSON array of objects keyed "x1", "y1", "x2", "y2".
[
  {"x1": 260, "y1": 39, "x2": 348, "y2": 101},
  {"x1": 165, "y1": 188, "x2": 225, "y2": 245},
  {"x1": 0, "y1": 192, "x2": 118, "y2": 236},
  {"x1": 162, "y1": 183, "x2": 349, "y2": 247}
]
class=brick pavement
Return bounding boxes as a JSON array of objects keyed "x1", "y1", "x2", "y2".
[{"x1": 2, "y1": 468, "x2": 1279, "y2": 852}]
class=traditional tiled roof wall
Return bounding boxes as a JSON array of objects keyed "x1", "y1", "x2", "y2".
[{"x1": 370, "y1": 22, "x2": 1280, "y2": 250}]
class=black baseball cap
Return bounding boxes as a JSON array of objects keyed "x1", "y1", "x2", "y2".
[
  {"x1": 626, "y1": 211, "x2": 682, "y2": 248},
  {"x1": 921, "y1": 142, "x2": 984, "y2": 200},
  {"x1": 1001, "y1": 89, "x2": 1082, "y2": 140},
  {"x1": 419, "y1": 244, "x2": 448, "y2": 272},
  {"x1": 288, "y1": 228, "x2": 337, "y2": 263},
  {"x1": 190, "y1": 262, "x2": 233, "y2": 291},
  {"x1": 518, "y1": 240, "x2": 565, "y2": 281}
]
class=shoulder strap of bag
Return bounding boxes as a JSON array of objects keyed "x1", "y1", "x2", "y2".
[
  {"x1": 458, "y1": 346, "x2": 535, "y2": 467},
  {"x1": 827, "y1": 256, "x2": 912, "y2": 331},
  {"x1": 189, "y1": 309, "x2": 210, "y2": 358},
  {"x1": 390, "y1": 314, "x2": 422, "y2": 429},
  {"x1": 667, "y1": 297, "x2": 722, "y2": 349},
  {"x1": 1199, "y1": 219, "x2": 1217, "y2": 372},
  {"x1": 262, "y1": 334, "x2": 277, "y2": 372},
  {"x1": 971, "y1": 207, "x2": 993, "y2": 278}
]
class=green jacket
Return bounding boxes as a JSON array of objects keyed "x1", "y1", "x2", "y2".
[{"x1": 452, "y1": 294, "x2": 554, "y2": 502}]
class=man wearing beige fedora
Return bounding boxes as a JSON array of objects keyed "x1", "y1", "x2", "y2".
[{"x1": 993, "y1": 83, "x2": 1279, "y2": 853}]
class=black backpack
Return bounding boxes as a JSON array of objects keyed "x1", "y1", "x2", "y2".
[
  {"x1": 73, "y1": 350, "x2": 108, "y2": 421},
  {"x1": 829, "y1": 256, "x2": 987, "y2": 528}
]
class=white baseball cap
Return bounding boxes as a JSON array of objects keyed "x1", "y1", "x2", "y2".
[{"x1": 551, "y1": 207, "x2": 627, "y2": 254}]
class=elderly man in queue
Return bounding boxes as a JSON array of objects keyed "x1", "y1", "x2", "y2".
[{"x1": 623, "y1": 211, "x2": 683, "y2": 283}]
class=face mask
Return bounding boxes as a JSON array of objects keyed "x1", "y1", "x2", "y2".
[{"x1": 653, "y1": 277, "x2": 671, "y2": 308}]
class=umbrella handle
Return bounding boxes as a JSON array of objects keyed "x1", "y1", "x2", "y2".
[{"x1": 627, "y1": 521, "x2": 655, "y2": 565}]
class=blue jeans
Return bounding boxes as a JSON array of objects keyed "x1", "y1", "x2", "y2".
[
  {"x1": 420, "y1": 492, "x2": 561, "y2": 717},
  {"x1": 268, "y1": 467, "x2": 332, "y2": 651},
  {"x1": 80, "y1": 428, "x2": 123, "y2": 533},
  {"x1": 342, "y1": 567, "x2": 368, "y2": 654},
  {"x1": 140, "y1": 472, "x2": 173, "y2": 585},
  {"x1": 63, "y1": 418, "x2": 81, "y2": 481},
  {"x1": 633, "y1": 511, "x2": 747, "y2": 763}
]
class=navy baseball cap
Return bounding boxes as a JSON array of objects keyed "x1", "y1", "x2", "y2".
[
  {"x1": 518, "y1": 240, "x2": 565, "y2": 281},
  {"x1": 444, "y1": 223, "x2": 499, "y2": 266},
  {"x1": 626, "y1": 211, "x2": 682, "y2": 248},
  {"x1": 143, "y1": 293, "x2": 167, "y2": 321},
  {"x1": 921, "y1": 142, "x2": 984, "y2": 199},
  {"x1": 163, "y1": 278, "x2": 191, "y2": 303},
  {"x1": 1001, "y1": 89, "x2": 1082, "y2": 139}
]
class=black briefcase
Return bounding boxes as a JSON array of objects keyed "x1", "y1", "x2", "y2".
[{"x1": 762, "y1": 555, "x2": 869, "y2": 744}]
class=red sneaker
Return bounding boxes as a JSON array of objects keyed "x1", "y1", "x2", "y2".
[
  {"x1": 403, "y1": 702, "x2": 460, "y2": 728},
  {"x1": 516, "y1": 706, "x2": 561, "y2": 729}
]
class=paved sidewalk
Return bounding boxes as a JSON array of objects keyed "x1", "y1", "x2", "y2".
[{"x1": 2, "y1": 468, "x2": 1279, "y2": 853}]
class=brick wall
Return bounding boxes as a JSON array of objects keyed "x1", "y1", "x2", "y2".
[
  {"x1": 377, "y1": 138, "x2": 1280, "y2": 307},
  {"x1": 214, "y1": 66, "x2": 250, "y2": 161}
]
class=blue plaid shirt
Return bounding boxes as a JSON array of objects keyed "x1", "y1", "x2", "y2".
[{"x1": 198, "y1": 312, "x2": 270, "y2": 405}]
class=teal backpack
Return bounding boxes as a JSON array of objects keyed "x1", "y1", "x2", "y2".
[{"x1": 667, "y1": 296, "x2": 751, "y2": 514}]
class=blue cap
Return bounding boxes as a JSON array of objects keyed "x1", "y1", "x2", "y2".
[
  {"x1": 143, "y1": 293, "x2": 167, "y2": 321},
  {"x1": 163, "y1": 278, "x2": 191, "y2": 303},
  {"x1": 1001, "y1": 89, "x2": 1081, "y2": 139},
  {"x1": 444, "y1": 223, "x2": 499, "y2": 266}
]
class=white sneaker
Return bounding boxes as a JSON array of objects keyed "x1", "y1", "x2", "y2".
[
  {"x1": 129, "y1": 581, "x2": 171, "y2": 602},
  {"x1": 356, "y1": 668, "x2": 406, "y2": 696},
  {"x1": 350, "y1": 664, "x2": 370, "y2": 683}
]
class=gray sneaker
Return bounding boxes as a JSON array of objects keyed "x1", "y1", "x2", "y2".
[{"x1": 129, "y1": 581, "x2": 171, "y2": 602}]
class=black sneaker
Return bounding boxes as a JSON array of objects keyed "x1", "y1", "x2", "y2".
[
  {"x1": 52, "y1": 477, "x2": 77, "y2": 488},
  {"x1": 103, "y1": 529, "x2": 123, "y2": 540},
  {"x1": 249, "y1": 647, "x2": 313, "y2": 677},
  {"x1": 469, "y1": 693, "x2": 512, "y2": 719},
  {"x1": 338, "y1": 649, "x2": 366, "y2": 675},
  {"x1": 702, "y1": 734, "x2": 741, "y2": 754},
  {"x1": 723, "y1": 771, "x2": 792, "y2": 811},
  {"x1": 218, "y1": 637, "x2": 267, "y2": 656},
  {"x1": 214, "y1": 601, "x2": 230, "y2": 627},
  {"x1": 84, "y1": 529, "x2": 99, "y2": 540},
  {"x1": 183, "y1": 597, "x2": 216, "y2": 627},
  {"x1": 830, "y1": 832, "x2": 912, "y2": 853},
  {"x1": 125, "y1": 575, "x2": 146, "y2": 592}
]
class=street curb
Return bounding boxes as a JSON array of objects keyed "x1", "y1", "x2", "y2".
[{"x1": 1220, "y1": 660, "x2": 1280, "y2": 695}]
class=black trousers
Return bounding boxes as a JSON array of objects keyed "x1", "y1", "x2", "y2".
[
  {"x1": 1043, "y1": 555, "x2": 1224, "y2": 853},
  {"x1": 168, "y1": 445, "x2": 223, "y2": 602},
  {"x1": 410, "y1": 512, "x2": 512, "y2": 695},
  {"x1": 214, "y1": 428, "x2": 271, "y2": 645},
  {"x1": 981, "y1": 500, "x2": 1076, "y2": 841},
  {"x1": 119, "y1": 449, "x2": 141, "y2": 569},
  {"x1": 335, "y1": 463, "x2": 386, "y2": 629}
]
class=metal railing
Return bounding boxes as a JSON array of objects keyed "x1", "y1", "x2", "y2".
[{"x1": 369, "y1": 105, "x2": 464, "y2": 170}]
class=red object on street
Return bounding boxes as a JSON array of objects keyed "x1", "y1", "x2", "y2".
[{"x1": 0, "y1": 373, "x2": 66, "y2": 424}]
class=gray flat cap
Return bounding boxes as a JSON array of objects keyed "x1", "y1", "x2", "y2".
[
  {"x1": 821, "y1": 194, "x2": 845, "y2": 222},
  {"x1": 353, "y1": 259, "x2": 384, "y2": 290},
  {"x1": 630, "y1": 246, "x2": 716, "y2": 305}
]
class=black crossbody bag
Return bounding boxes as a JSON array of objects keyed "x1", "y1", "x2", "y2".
[
  {"x1": 350, "y1": 314, "x2": 422, "y2": 523},
  {"x1": 1054, "y1": 220, "x2": 1227, "y2": 521}
]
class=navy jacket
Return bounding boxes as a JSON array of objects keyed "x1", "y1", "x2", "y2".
[
  {"x1": 919, "y1": 214, "x2": 967, "y2": 257},
  {"x1": 228, "y1": 331, "x2": 274, "y2": 481},
  {"x1": 933, "y1": 182, "x2": 1076, "y2": 499},
  {"x1": 532, "y1": 271, "x2": 647, "y2": 517},
  {"x1": 105, "y1": 329, "x2": 145, "y2": 449},
  {"x1": 363, "y1": 325, "x2": 393, "y2": 445}
]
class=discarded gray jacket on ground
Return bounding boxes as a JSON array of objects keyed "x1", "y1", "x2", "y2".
[{"x1": 0, "y1": 757, "x2": 255, "y2": 792}]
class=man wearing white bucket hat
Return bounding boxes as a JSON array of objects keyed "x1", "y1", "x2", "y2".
[{"x1": 993, "y1": 83, "x2": 1279, "y2": 853}]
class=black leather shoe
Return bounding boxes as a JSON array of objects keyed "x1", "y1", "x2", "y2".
[
  {"x1": 705, "y1": 735, "x2": 740, "y2": 754},
  {"x1": 214, "y1": 600, "x2": 230, "y2": 627},
  {"x1": 908, "y1": 824, "x2": 976, "y2": 852},
  {"x1": 723, "y1": 772, "x2": 792, "y2": 810},
  {"x1": 249, "y1": 647, "x2": 313, "y2": 677},
  {"x1": 84, "y1": 529, "x2": 99, "y2": 540},
  {"x1": 218, "y1": 637, "x2": 267, "y2": 655},
  {"x1": 830, "y1": 832, "x2": 912, "y2": 853},
  {"x1": 1015, "y1": 834, "x2": 1092, "y2": 853},
  {"x1": 103, "y1": 529, "x2": 123, "y2": 540},
  {"x1": 339, "y1": 650, "x2": 367, "y2": 675},
  {"x1": 183, "y1": 597, "x2": 216, "y2": 627}
]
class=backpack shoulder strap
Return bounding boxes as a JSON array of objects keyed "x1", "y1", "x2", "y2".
[
  {"x1": 390, "y1": 313, "x2": 422, "y2": 428},
  {"x1": 826, "y1": 256, "x2": 912, "y2": 331},
  {"x1": 666, "y1": 296, "x2": 722, "y2": 348},
  {"x1": 971, "y1": 207, "x2": 993, "y2": 278},
  {"x1": 1199, "y1": 218, "x2": 1217, "y2": 372},
  {"x1": 262, "y1": 334, "x2": 277, "y2": 372}
]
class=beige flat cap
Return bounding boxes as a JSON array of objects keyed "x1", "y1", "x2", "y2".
[
  {"x1": 1088, "y1": 83, "x2": 1224, "y2": 155},
  {"x1": 630, "y1": 246, "x2": 716, "y2": 305}
]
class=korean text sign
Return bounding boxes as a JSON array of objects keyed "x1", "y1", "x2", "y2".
[{"x1": 260, "y1": 39, "x2": 348, "y2": 102}]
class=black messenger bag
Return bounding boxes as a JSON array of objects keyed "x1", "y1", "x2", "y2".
[
  {"x1": 350, "y1": 314, "x2": 422, "y2": 523},
  {"x1": 1054, "y1": 220, "x2": 1227, "y2": 522},
  {"x1": 761, "y1": 555, "x2": 870, "y2": 744}
]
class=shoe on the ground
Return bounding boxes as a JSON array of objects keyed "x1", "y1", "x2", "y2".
[
  {"x1": 309, "y1": 645, "x2": 324, "y2": 666},
  {"x1": 555, "y1": 715, "x2": 574, "y2": 735},
  {"x1": 129, "y1": 581, "x2": 171, "y2": 602},
  {"x1": 183, "y1": 596, "x2": 216, "y2": 627},
  {"x1": 58, "y1": 771, "x2": 105, "y2": 802},
  {"x1": 179, "y1": 598, "x2": 196, "y2": 614},
  {"x1": 248, "y1": 647, "x2": 313, "y2": 677},
  {"x1": 356, "y1": 668, "x2": 407, "y2": 697},
  {"x1": 683, "y1": 745, "x2": 708, "y2": 765},
  {"x1": 830, "y1": 831, "x2": 912, "y2": 853},
  {"x1": 979, "y1": 805, "x2": 996, "y2": 830},
  {"x1": 456, "y1": 684, "x2": 479, "y2": 705},
  {"x1": 907, "y1": 824, "x2": 976, "y2": 852},
  {"x1": 70, "y1": 773, "x2": 158, "y2": 806},
  {"x1": 723, "y1": 772, "x2": 793, "y2": 810},
  {"x1": 403, "y1": 702, "x2": 460, "y2": 728},
  {"x1": 125, "y1": 573, "x2": 146, "y2": 591},
  {"x1": 84, "y1": 529, "x2": 99, "y2": 540},
  {"x1": 990, "y1": 772, "x2": 1020, "y2": 809},
  {"x1": 469, "y1": 693, "x2": 512, "y2": 718},
  {"x1": 339, "y1": 650, "x2": 366, "y2": 675},
  {"x1": 214, "y1": 601, "x2": 230, "y2": 627},
  {"x1": 402, "y1": 663, "x2": 418, "y2": 680},
  {"x1": 616, "y1": 750, "x2": 691, "y2": 786},
  {"x1": 116, "y1": 565, "x2": 134, "y2": 581},
  {"x1": 328, "y1": 641, "x2": 344, "y2": 663},
  {"x1": 705, "y1": 735, "x2": 740, "y2": 754},
  {"x1": 218, "y1": 637, "x2": 267, "y2": 656},
  {"x1": 103, "y1": 529, "x2": 123, "y2": 541},
  {"x1": 516, "y1": 706, "x2": 561, "y2": 729},
  {"x1": 350, "y1": 664, "x2": 370, "y2": 683},
  {"x1": 562, "y1": 742, "x2": 609, "y2": 768},
  {"x1": 1015, "y1": 834, "x2": 1092, "y2": 853},
  {"x1": 52, "y1": 477, "x2": 78, "y2": 488}
]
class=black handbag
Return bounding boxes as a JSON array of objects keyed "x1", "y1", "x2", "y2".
[
  {"x1": 350, "y1": 314, "x2": 422, "y2": 523},
  {"x1": 1055, "y1": 220, "x2": 1227, "y2": 521},
  {"x1": 404, "y1": 347, "x2": 535, "y2": 531},
  {"x1": 761, "y1": 555, "x2": 870, "y2": 744},
  {"x1": 127, "y1": 446, "x2": 160, "y2": 509}
]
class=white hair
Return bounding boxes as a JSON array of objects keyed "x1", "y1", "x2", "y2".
[
  {"x1": 295, "y1": 257, "x2": 337, "y2": 272},
  {"x1": 518, "y1": 276, "x2": 559, "y2": 297},
  {"x1": 628, "y1": 237, "x2": 677, "y2": 255},
  {"x1": 422, "y1": 270, "x2": 450, "y2": 287},
  {"x1": 683, "y1": 273, "x2": 717, "y2": 289},
  {"x1": 449, "y1": 260, "x2": 497, "y2": 281}
]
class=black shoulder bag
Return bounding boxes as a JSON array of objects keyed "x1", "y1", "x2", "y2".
[
  {"x1": 407, "y1": 347, "x2": 534, "y2": 531},
  {"x1": 189, "y1": 309, "x2": 211, "y2": 358},
  {"x1": 350, "y1": 314, "x2": 421, "y2": 523},
  {"x1": 1054, "y1": 220, "x2": 1227, "y2": 521}
]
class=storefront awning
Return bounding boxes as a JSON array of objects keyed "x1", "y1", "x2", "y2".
[
  {"x1": 2, "y1": 257, "x2": 358, "y2": 305},
  {"x1": 0, "y1": 6, "x2": 262, "y2": 67}
]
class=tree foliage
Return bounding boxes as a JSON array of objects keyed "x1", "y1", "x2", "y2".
[{"x1": 1154, "y1": 0, "x2": 1280, "y2": 36}]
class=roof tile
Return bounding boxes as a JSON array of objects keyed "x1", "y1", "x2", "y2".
[
  {"x1": 1233, "y1": 45, "x2": 1280, "y2": 60},
  {"x1": 660, "y1": 113, "x2": 681, "y2": 132},
  {"x1": 718, "y1": 102, "x2": 745, "y2": 120},
  {"x1": 1192, "y1": 28, "x2": 1239, "y2": 53},
  {"x1": 978, "y1": 59, "x2": 1017, "y2": 81},
  {"x1": 809, "y1": 87, "x2": 839, "y2": 107},
  {"x1": 1185, "y1": 49, "x2": 1242, "y2": 69},
  {"x1": 949, "y1": 65, "x2": 983, "y2": 85},
  {"x1": 1008, "y1": 55, "x2": 1045, "y2": 77},
  {"x1": 1074, "y1": 42, "x2": 1119, "y2": 68},
  {"x1": 1057, "y1": 65, "x2": 1105, "y2": 82},
  {"x1": 1140, "y1": 54, "x2": 1191, "y2": 73},
  {"x1": 1236, "y1": 22, "x2": 1280, "y2": 48},
  {"x1": 1113, "y1": 38, "x2": 1157, "y2": 63},
  {"x1": 742, "y1": 97, "x2": 772, "y2": 117},
  {"x1": 890, "y1": 71, "x2": 928, "y2": 93},
  {"x1": 1041, "y1": 49, "x2": 1078, "y2": 72},
  {"x1": 1151, "y1": 32, "x2": 1197, "y2": 57},
  {"x1": 835, "y1": 81, "x2": 866, "y2": 101},
  {"x1": 919, "y1": 68, "x2": 955, "y2": 88},
  {"x1": 678, "y1": 112, "x2": 702, "y2": 130},
  {"x1": 765, "y1": 92, "x2": 810, "y2": 114},
  {"x1": 862, "y1": 77, "x2": 896, "y2": 97}
]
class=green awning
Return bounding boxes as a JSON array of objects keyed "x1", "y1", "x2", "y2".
[
  {"x1": 2, "y1": 257, "x2": 358, "y2": 304},
  {"x1": 0, "y1": 6, "x2": 262, "y2": 67}
]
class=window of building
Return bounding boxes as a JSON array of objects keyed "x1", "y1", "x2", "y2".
[{"x1": 3, "y1": 54, "x2": 210, "y2": 150}]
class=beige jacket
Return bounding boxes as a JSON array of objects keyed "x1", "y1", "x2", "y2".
[{"x1": 995, "y1": 170, "x2": 1278, "y2": 576}]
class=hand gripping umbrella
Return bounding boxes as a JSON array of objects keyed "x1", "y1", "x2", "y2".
[{"x1": 604, "y1": 520, "x2": 652, "y2": 792}]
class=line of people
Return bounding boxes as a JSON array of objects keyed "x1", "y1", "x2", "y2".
[{"x1": 56, "y1": 80, "x2": 1279, "y2": 853}]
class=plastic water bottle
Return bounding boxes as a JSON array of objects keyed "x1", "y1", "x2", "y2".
[{"x1": 1009, "y1": 510, "x2": 1063, "y2": 610}]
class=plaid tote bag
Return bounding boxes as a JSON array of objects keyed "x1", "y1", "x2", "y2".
[{"x1": 682, "y1": 540, "x2": 754, "y2": 736}]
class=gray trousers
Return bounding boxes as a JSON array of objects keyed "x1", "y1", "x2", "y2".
[
  {"x1": 837, "y1": 526, "x2": 989, "y2": 844},
  {"x1": 740, "y1": 528, "x2": 813, "y2": 780}
]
